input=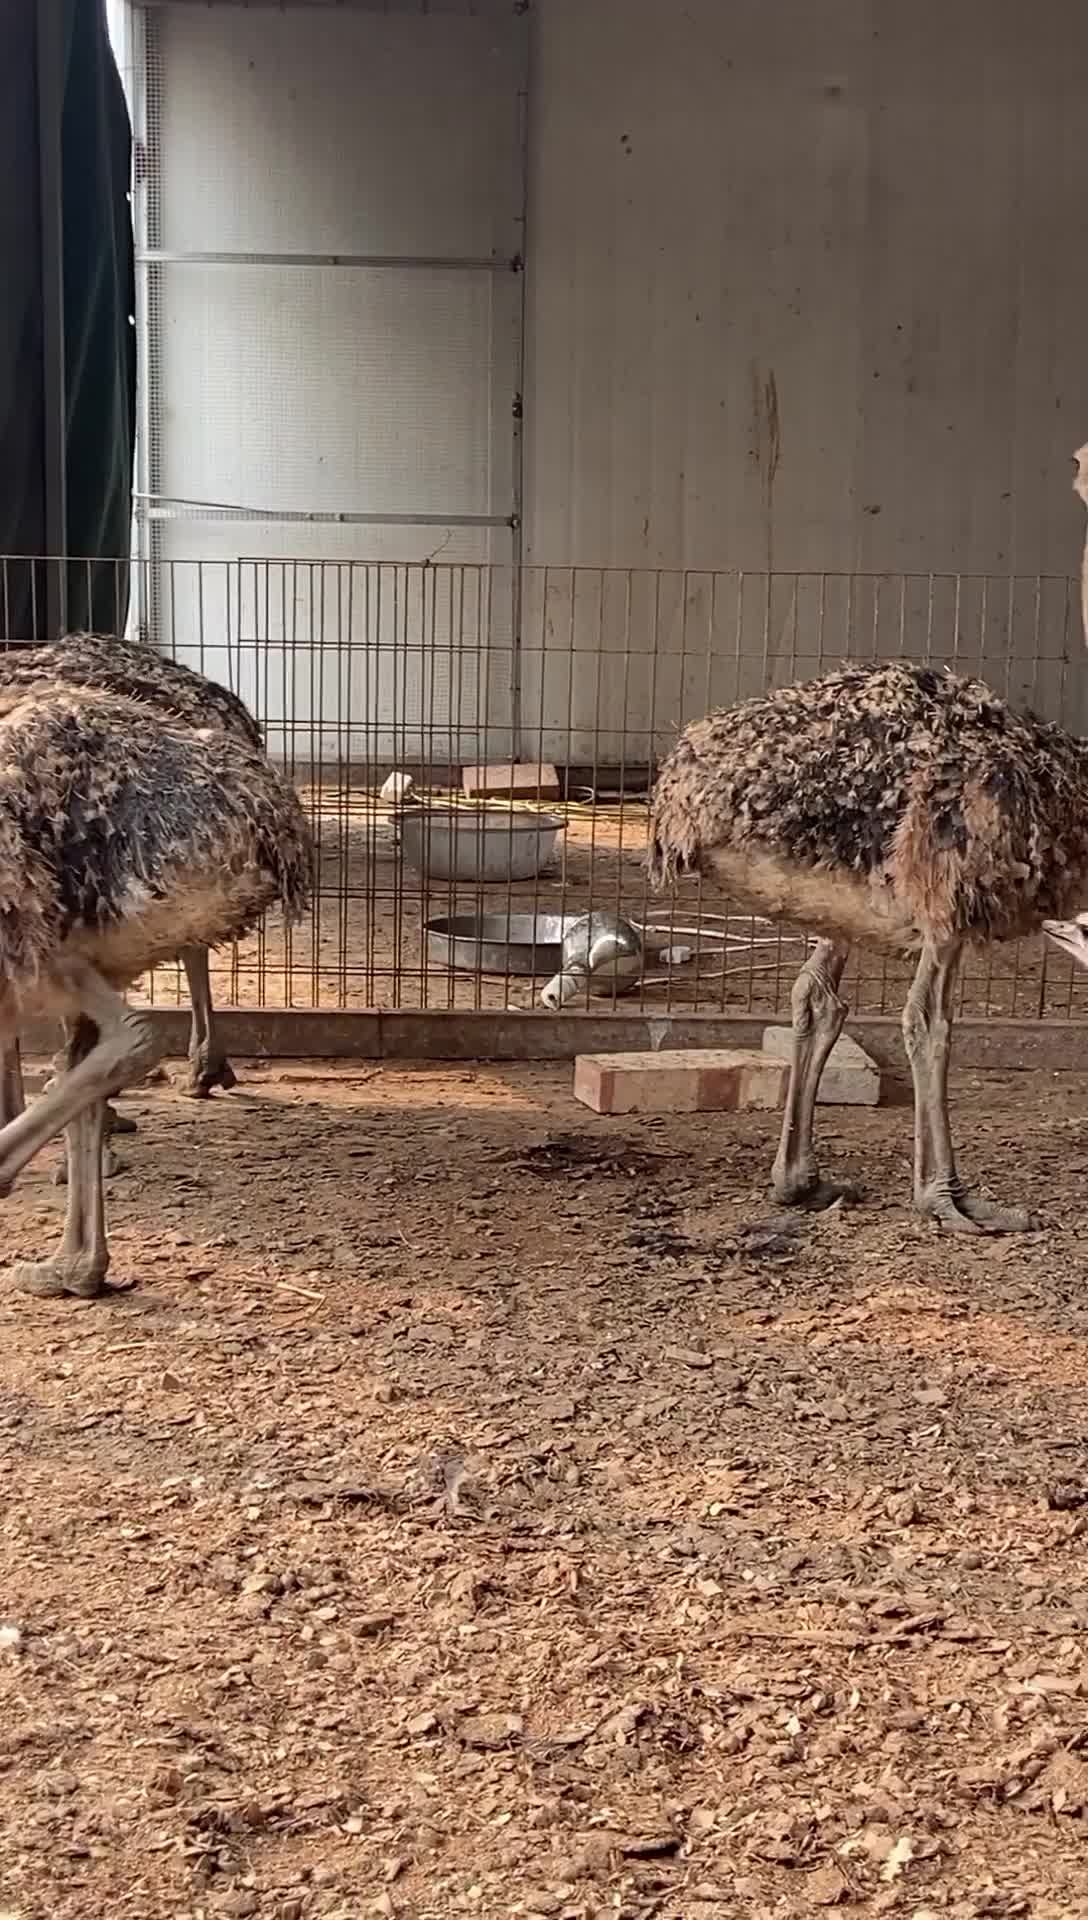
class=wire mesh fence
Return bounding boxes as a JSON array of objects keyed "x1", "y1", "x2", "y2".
[{"x1": 2, "y1": 553, "x2": 1088, "y2": 1026}]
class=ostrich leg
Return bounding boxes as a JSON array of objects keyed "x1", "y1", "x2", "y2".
[
  {"x1": 903, "y1": 939, "x2": 1037, "y2": 1233},
  {"x1": 7, "y1": 1035, "x2": 125, "y2": 1184},
  {"x1": 183, "y1": 946, "x2": 236, "y2": 1098},
  {"x1": 12, "y1": 1018, "x2": 111, "y2": 1298},
  {"x1": 0, "y1": 967, "x2": 155, "y2": 1213},
  {"x1": 52, "y1": 1019, "x2": 127, "y2": 1186},
  {"x1": 45, "y1": 1021, "x2": 135, "y2": 1172},
  {"x1": 771, "y1": 937, "x2": 853, "y2": 1208},
  {"x1": 0, "y1": 1039, "x2": 24, "y2": 1127}
]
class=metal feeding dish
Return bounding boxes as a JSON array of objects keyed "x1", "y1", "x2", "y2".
[
  {"x1": 399, "y1": 807, "x2": 565, "y2": 883},
  {"x1": 425, "y1": 909, "x2": 646, "y2": 1001},
  {"x1": 425, "y1": 911, "x2": 582, "y2": 977}
]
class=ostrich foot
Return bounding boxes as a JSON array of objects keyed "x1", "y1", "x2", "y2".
[
  {"x1": 53, "y1": 1145, "x2": 124, "y2": 1187},
  {"x1": 916, "y1": 1184, "x2": 1039, "y2": 1234},
  {"x1": 957, "y1": 1191, "x2": 1041, "y2": 1233},
  {"x1": 9, "y1": 1253, "x2": 108, "y2": 1299},
  {"x1": 185, "y1": 1049, "x2": 238, "y2": 1100},
  {"x1": 772, "y1": 1174, "x2": 860, "y2": 1212}
]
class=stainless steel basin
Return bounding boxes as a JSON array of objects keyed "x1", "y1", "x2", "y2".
[
  {"x1": 400, "y1": 808, "x2": 565, "y2": 883},
  {"x1": 425, "y1": 911, "x2": 582, "y2": 976}
]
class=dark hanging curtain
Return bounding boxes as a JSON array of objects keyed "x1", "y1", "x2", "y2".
[{"x1": 0, "y1": 0, "x2": 136, "y2": 643}]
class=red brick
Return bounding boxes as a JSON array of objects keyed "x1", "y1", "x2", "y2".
[{"x1": 573, "y1": 1049, "x2": 788, "y2": 1116}]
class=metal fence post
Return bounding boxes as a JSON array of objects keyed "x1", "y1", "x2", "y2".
[{"x1": 36, "y1": 0, "x2": 67, "y2": 638}]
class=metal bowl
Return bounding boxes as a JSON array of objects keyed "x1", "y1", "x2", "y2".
[
  {"x1": 400, "y1": 808, "x2": 565, "y2": 883},
  {"x1": 425, "y1": 911, "x2": 583, "y2": 976}
]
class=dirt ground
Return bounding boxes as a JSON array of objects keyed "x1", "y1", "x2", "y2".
[{"x1": 3, "y1": 1061, "x2": 1088, "y2": 1919}]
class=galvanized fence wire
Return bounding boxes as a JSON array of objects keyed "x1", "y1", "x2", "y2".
[{"x1": 1, "y1": 554, "x2": 1087, "y2": 1023}]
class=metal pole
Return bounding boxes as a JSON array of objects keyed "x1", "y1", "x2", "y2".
[
  {"x1": 36, "y1": 0, "x2": 67, "y2": 637},
  {"x1": 128, "y1": 0, "x2": 157, "y2": 645},
  {"x1": 509, "y1": 0, "x2": 531, "y2": 762},
  {"x1": 140, "y1": 501, "x2": 515, "y2": 529},
  {"x1": 127, "y1": 0, "x2": 154, "y2": 642},
  {"x1": 138, "y1": 249, "x2": 517, "y2": 271}
]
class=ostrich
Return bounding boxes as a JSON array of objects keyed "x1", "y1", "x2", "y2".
[
  {"x1": 0, "y1": 681, "x2": 311, "y2": 1299},
  {"x1": 649, "y1": 657, "x2": 1088, "y2": 1233},
  {"x1": 0, "y1": 629, "x2": 265, "y2": 1107}
]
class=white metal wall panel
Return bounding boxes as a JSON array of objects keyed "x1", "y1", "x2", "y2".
[
  {"x1": 521, "y1": 0, "x2": 1088, "y2": 747},
  {"x1": 146, "y1": 1, "x2": 510, "y2": 12},
  {"x1": 147, "y1": 548, "x2": 509, "y2": 768},
  {"x1": 155, "y1": 266, "x2": 497, "y2": 520},
  {"x1": 137, "y1": 0, "x2": 523, "y2": 757},
  {"x1": 153, "y1": 5, "x2": 519, "y2": 259},
  {"x1": 523, "y1": 0, "x2": 1088, "y2": 580}
]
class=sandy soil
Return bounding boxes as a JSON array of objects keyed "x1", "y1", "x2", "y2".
[{"x1": 2, "y1": 1062, "x2": 1088, "y2": 1919}]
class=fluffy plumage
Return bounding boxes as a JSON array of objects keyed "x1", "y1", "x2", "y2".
[
  {"x1": 649, "y1": 659, "x2": 1081, "y2": 1236},
  {"x1": 0, "y1": 684, "x2": 312, "y2": 1301},
  {"x1": 649, "y1": 660, "x2": 1088, "y2": 952},
  {"x1": 0, "y1": 686, "x2": 311, "y2": 1016},
  {"x1": 0, "y1": 630, "x2": 268, "y2": 1101},
  {"x1": 0, "y1": 629, "x2": 263, "y2": 753}
]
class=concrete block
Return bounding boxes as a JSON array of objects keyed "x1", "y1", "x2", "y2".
[
  {"x1": 761, "y1": 1026, "x2": 881, "y2": 1106},
  {"x1": 461, "y1": 760, "x2": 561, "y2": 801},
  {"x1": 573, "y1": 1048, "x2": 789, "y2": 1116}
]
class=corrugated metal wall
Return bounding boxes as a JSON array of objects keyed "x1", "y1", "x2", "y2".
[
  {"x1": 523, "y1": 0, "x2": 1088, "y2": 579},
  {"x1": 125, "y1": 0, "x2": 1088, "y2": 759}
]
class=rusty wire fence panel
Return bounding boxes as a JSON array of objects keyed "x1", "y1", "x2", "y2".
[{"x1": 2, "y1": 553, "x2": 1087, "y2": 1023}]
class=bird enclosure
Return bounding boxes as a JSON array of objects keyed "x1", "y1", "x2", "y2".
[
  {"x1": 4, "y1": 552, "x2": 1088, "y2": 1034},
  {"x1": 70, "y1": 0, "x2": 1088, "y2": 1043}
]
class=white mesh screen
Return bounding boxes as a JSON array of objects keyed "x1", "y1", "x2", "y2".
[
  {"x1": 135, "y1": 0, "x2": 523, "y2": 751},
  {"x1": 153, "y1": 4, "x2": 520, "y2": 258},
  {"x1": 154, "y1": 265, "x2": 501, "y2": 519}
]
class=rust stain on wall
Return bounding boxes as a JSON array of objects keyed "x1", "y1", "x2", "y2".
[{"x1": 750, "y1": 361, "x2": 782, "y2": 571}]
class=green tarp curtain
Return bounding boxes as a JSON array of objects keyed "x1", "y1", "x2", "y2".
[{"x1": 0, "y1": 0, "x2": 135, "y2": 642}]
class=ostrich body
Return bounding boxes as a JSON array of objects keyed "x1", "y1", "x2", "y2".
[
  {"x1": 0, "y1": 682, "x2": 311, "y2": 1298},
  {"x1": 0, "y1": 629, "x2": 264, "y2": 1101},
  {"x1": 649, "y1": 659, "x2": 1088, "y2": 1233}
]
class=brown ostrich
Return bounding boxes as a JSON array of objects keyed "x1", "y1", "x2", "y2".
[
  {"x1": 0, "y1": 681, "x2": 311, "y2": 1299},
  {"x1": 649, "y1": 658, "x2": 1088, "y2": 1233},
  {"x1": 0, "y1": 629, "x2": 266, "y2": 1109}
]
